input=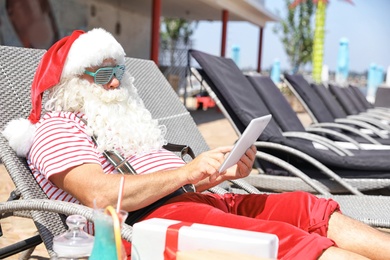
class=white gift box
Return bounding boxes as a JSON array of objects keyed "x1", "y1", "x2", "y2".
[{"x1": 131, "y1": 218, "x2": 278, "y2": 260}]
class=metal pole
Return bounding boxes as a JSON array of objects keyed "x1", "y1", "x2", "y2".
[
  {"x1": 221, "y1": 10, "x2": 228, "y2": 57},
  {"x1": 150, "y1": 0, "x2": 161, "y2": 65},
  {"x1": 257, "y1": 26, "x2": 264, "y2": 73}
]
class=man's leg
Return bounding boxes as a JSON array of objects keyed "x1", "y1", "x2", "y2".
[
  {"x1": 319, "y1": 246, "x2": 369, "y2": 260},
  {"x1": 327, "y1": 212, "x2": 390, "y2": 259},
  {"x1": 235, "y1": 190, "x2": 390, "y2": 258},
  {"x1": 239, "y1": 191, "x2": 390, "y2": 259}
]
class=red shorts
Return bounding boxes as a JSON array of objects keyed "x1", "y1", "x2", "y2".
[{"x1": 143, "y1": 191, "x2": 340, "y2": 260}]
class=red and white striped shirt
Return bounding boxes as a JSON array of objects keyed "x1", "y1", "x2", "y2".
[{"x1": 28, "y1": 111, "x2": 185, "y2": 232}]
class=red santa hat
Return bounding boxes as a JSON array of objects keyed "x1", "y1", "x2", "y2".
[{"x1": 2, "y1": 28, "x2": 126, "y2": 157}]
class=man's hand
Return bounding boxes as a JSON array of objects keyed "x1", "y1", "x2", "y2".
[
  {"x1": 224, "y1": 145, "x2": 257, "y2": 180},
  {"x1": 182, "y1": 145, "x2": 257, "y2": 192},
  {"x1": 182, "y1": 146, "x2": 232, "y2": 184}
]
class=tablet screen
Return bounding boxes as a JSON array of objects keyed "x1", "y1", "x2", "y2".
[{"x1": 218, "y1": 114, "x2": 272, "y2": 173}]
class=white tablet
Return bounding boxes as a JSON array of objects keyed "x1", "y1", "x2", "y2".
[{"x1": 218, "y1": 114, "x2": 272, "y2": 173}]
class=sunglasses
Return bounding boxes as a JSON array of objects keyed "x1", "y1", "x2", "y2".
[{"x1": 84, "y1": 65, "x2": 125, "y2": 85}]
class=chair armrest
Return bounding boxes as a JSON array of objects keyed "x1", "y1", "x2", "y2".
[
  {"x1": 304, "y1": 127, "x2": 362, "y2": 149},
  {"x1": 0, "y1": 199, "x2": 133, "y2": 241},
  {"x1": 312, "y1": 122, "x2": 383, "y2": 143},
  {"x1": 254, "y1": 142, "x2": 363, "y2": 196},
  {"x1": 283, "y1": 131, "x2": 354, "y2": 155},
  {"x1": 346, "y1": 115, "x2": 390, "y2": 132}
]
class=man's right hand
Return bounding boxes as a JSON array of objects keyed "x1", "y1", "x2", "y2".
[{"x1": 182, "y1": 146, "x2": 232, "y2": 185}]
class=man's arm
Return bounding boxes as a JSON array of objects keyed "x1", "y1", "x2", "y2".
[
  {"x1": 50, "y1": 163, "x2": 190, "y2": 212},
  {"x1": 50, "y1": 145, "x2": 256, "y2": 211}
]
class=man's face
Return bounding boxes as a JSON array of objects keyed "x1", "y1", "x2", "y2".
[
  {"x1": 50, "y1": 67, "x2": 166, "y2": 156},
  {"x1": 82, "y1": 58, "x2": 122, "y2": 90}
]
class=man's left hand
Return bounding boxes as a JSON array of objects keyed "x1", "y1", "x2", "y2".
[{"x1": 224, "y1": 145, "x2": 257, "y2": 180}]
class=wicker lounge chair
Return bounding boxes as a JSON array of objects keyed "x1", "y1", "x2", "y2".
[
  {"x1": 0, "y1": 45, "x2": 134, "y2": 258},
  {"x1": 0, "y1": 44, "x2": 259, "y2": 258}
]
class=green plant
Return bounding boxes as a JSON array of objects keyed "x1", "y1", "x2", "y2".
[
  {"x1": 160, "y1": 18, "x2": 198, "y2": 66},
  {"x1": 273, "y1": 0, "x2": 314, "y2": 74}
]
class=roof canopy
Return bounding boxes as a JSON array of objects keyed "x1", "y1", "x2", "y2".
[{"x1": 94, "y1": 0, "x2": 279, "y2": 27}]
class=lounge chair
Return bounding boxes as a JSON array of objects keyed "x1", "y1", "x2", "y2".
[
  {"x1": 314, "y1": 83, "x2": 390, "y2": 129},
  {"x1": 247, "y1": 75, "x2": 390, "y2": 152},
  {"x1": 283, "y1": 74, "x2": 390, "y2": 143},
  {"x1": 0, "y1": 46, "x2": 133, "y2": 258},
  {"x1": 316, "y1": 83, "x2": 390, "y2": 135},
  {"x1": 290, "y1": 74, "x2": 390, "y2": 129},
  {"x1": 0, "y1": 44, "x2": 270, "y2": 258},
  {"x1": 349, "y1": 84, "x2": 390, "y2": 112},
  {"x1": 327, "y1": 83, "x2": 390, "y2": 123},
  {"x1": 328, "y1": 84, "x2": 390, "y2": 125},
  {"x1": 188, "y1": 49, "x2": 390, "y2": 192}
]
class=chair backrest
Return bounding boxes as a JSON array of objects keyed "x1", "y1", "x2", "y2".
[
  {"x1": 311, "y1": 83, "x2": 348, "y2": 119},
  {"x1": 343, "y1": 86, "x2": 367, "y2": 113},
  {"x1": 328, "y1": 84, "x2": 360, "y2": 115},
  {"x1": 0, "y1": 45, "x2": 212, "y2": 256},
  {"x1": 189, "y1": 49, "x2": 283, "y2": 142},
  {"x1": 349, "y1": 85, "x2": 373, "y2": 109},
  {"x1": 283, "y1": 74, "x2": 336, "y2": 123},
  {"x1": 373, "y1": 86, "x2": 390, "y2": 109},
  {"x1": 245, "y1": 75, "x2": 306, "y2": 132},
  {"x1": 0, "y1": 46, "x2": 68, "y2": 256}
]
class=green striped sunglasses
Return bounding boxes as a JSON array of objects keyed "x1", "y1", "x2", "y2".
[{"x1": 84, "y1": 65, "x2": 125, "y2": 85}]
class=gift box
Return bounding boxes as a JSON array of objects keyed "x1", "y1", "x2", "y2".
[
  {"x1": 131, "y1": 218, "x2": 278, "y2": 260},
  {"x1": 176, "y1": 249, "x2": 271, "y2": 260}
]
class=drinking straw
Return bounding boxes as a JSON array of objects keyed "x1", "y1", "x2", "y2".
[
  {"x1": 105, "y1": 205, "x2": 122, "y2": 260},
  {"x1": 116, "y1": 175, "x2": 125, "y2": 213}
]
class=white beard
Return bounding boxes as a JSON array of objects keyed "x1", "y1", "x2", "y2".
[{"x1": 45, "y1": 74, "x2": 167, "y2": 157}]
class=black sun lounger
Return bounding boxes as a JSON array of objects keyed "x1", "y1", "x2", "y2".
[
  {"x1": 247, "y1": 75, "x2": 390, "y2": 153},
  {"x1": 189, "y1": 49, "x2": 390, "y2": 186},
  {"x1": 328, "y1": 83, "x2": 390, "y2": 123},
  {"x1": 283, "y1": 74, "x2": 390, "y2": 144}
]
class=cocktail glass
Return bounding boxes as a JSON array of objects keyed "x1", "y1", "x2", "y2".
[{"x1": 89, "y1": 207, "x2": 128, "y2": 260}]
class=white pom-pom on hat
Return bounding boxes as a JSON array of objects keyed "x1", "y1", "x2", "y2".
[{"x1": 2, "y1": 118, "x2": 37, "y2": 157}]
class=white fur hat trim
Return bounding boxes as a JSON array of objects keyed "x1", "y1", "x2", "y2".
[{"x1": 61, "y1": 28, "x2": 126, "y2": 79}]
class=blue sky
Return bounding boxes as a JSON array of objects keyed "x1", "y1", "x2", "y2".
[{"x1": 191, "y1": 0, "x2": 390, "y2": 73}]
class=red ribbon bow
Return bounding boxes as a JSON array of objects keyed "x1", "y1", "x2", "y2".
[{"x1": 163, "y1": 222, "x2": 193, "y2": 260}]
